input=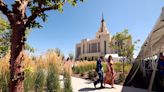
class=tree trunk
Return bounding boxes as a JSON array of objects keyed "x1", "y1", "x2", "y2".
[
  {"x1": 9, "y1": 22, "x2": 26, "y2": 92},
  {"x1": 123, "y1": 57, "x2": 125, "y2": 75}
]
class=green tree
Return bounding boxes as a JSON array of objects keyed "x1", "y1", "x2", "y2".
[
  {"x1": 111, "y1": 29, "x2": 131, "y2": 57},
  {"x1": 110, "y1": 29, "x2": 139, "y2": 74},
  {"x1": 24, "y1": 29, "x2": 36, "y2": 53},
  {"x1": 0, "y1": 0, "x2": 84, "y2": 91},
  {"x1": 0, "y1": 16, "x2": 35, "y2": 58},
  {"x1": 0, "y1": 16, "x2": 10, "y2": 58}
]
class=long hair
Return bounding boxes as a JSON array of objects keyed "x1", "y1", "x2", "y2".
[{"x1": 108, "y1": 55, "x2": 112, "y2": 63}]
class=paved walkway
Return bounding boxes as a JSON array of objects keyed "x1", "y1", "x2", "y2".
[{"x1": 60, "y1": 76, "x2": 151, "y2": 92}]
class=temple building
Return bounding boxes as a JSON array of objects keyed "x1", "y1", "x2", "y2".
[
  {"x1": 75, "y1": 15, "x2": 132, "y2": 60},
  {"x1": 75, "y1": 16, "x2": 112, "y2": 60}
]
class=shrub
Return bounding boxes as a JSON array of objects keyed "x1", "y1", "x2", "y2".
[
  {"x1": 74, "y1": 67, "x2": 80, "y2": 74},
  {"x1": 63, "y1": 70, "x2": 72, "y2": 92},
  {"x1": 124, "y1": 63, "x2": 132, "y2": 74},
  {"x1": 113, "y1": 62, "x2": 122, "y2": 72},
  {"x1": 102, "y1": 62, "x2": 107, "y2": 72},
  {"x1": 73, "y1": 61, "x2": 96, "y2": 74},
  {"x1": 0, "y1": 54, "x2": 9, "y2": 92},
  {"x1": 24, "y1": 67, "x2": 35, "y2": 92},
  {"x1": 80, "y1": 72, "x2": 85, "y2": 77},
  {"x1": 0, "y1": 72, "x2": 9, "y2": 92},
  {"x1": 0, "y1": 50, "x2": 64, "y2": 92},
  {"x1": 118, "y1": 73, "x2": 126, "y2": 82},
  {"x1": 34, "y1": 68, "x2": 45, "y2": 92},
  {"x1": 88, "y1": 70, "x2": 97, "y2": 79},
  {"x1": 46, "y1": 62, "x2": 61, "y2": 92},
  {"x1": 23, "y1": 54, "x2": 36, "y2": 92}
]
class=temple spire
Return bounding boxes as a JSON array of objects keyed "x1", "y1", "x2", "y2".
[
  {"x1": 101, "y1": 13, "x2": 104, "y2": 32},
  {"x1": 96, "y1": 13, "x2": 109, "y2": 38},
  {"x1": 102, "y1": 13, "x2": 104, "y2": 22}
]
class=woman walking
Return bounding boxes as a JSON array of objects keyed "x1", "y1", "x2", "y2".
[{"x1": 104, "y1": 55, "x2": 116, "y2": 88}]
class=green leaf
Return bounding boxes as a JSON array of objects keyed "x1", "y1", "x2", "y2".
[
  {"x1": 39, "y1": 13, "x2": 48, "y2": 22},
  {"x1": 58, "y1": 4, "x2": 63, "y2": 13},
  {"x1": 68, "y1": 0, "x2": 72, "y2": 3},
  {"x1": 72, "y1": 1, "x2": 77, "y2": 6},
  {"x1": 31, "y1": 21, "x2": 43, "y2": 28},
  {"x1": 53, "y1": 0, "x2": 61, "y2": 3},
  {"x1": 25, "y1": 44, "x2": 36, "y2": 53},
  {"x1": 30, "y1": 6, "x2": 38, "y2": 13},
  {"x1": 0, "y1": 16, "x2": 10, "y2": 58}
]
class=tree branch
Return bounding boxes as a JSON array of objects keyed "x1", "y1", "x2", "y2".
[
  {"x1": 25, "y1": 6, "x2": 56, "y2": 27},
  {"x1": 0, "y1": 0, "x2": 10, "y2": 15},
  {"x1": 25, "y1": 0, "x2": 67, "y2": 27},
  {"x1": 62, "y1": 0, "x2": 67, "y2": 4},
  {"x1": 41, "y1": 5, "x2": 58, "y2": 12},
  {"x1": 12, "y1": 0, "x2": 30, "y2": 17},
  {"x1": 25, "y1": 9, "x2": 40, "y2": 27}
]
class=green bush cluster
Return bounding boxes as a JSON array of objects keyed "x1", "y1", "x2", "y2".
[
  {"x1": 34, "y1": 68, "x2": 45, "y2": 92},
  {"x1": 24, "y1": 68, "x2": 35, "y2": 92},
  {"x1": 118, "y1": 73, "x2": 126, "y2": 83},
  {"x1": 63, "y1": 70, "x2": 72, "y2": 92},
  {"x1": 0, "y1": 63, "x2": 70, "y2": 92},
  {"x1": 124, "y1": 63, "x2": 132, "y2": 74},
  {"x1": 0, "y1": 71, "x2": 9, "y2": 92},
  {"x1": 104, "y1": 62, "x2": 132, "y2": 73},
  {"x1": 0, "y1": 51, "x2": 73, "y2": 92},
  {"x1": 102, "y1": 62, "x2": 107, "y2": 72},
  {"x1": 113, "y1": 62, "x2": 122, "y2": 72},
  {"x1": 88, "y1": 70, "x2": 97, "y2": 79},
  {"x1": 47, "y1": 63, "x2": 61, "y2": 92},
  {"x1": 0, "y1": 63, "x2": 63, "y2": 92},
  {"x1": 73, "y1": 62, "x2": 96, "y2": 74},
  {"x1": 24, "y1": 67, "x2": 46, "y2": 92}
]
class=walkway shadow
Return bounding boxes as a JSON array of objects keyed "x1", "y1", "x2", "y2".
[
  {"x1": 84, "y1": 81, "x2": 93, "y2": 84},
  {"x1": 78, "y1": 87, "x2": 96, "y2": 92},
  {"x1": 78, "y1": 87, "x2": 112, "y2": 92}
]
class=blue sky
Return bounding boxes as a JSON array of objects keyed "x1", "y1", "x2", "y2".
[{"x1": 26, "y1": 0, "x2": 164, "y2": 57}]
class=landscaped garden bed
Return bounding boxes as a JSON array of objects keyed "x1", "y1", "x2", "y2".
[
  {"x1": 0, "y1": 51, "x2": 72, "y2": 92},
  {"x1": 72, "y1": 61, "x2": 132, "y2": 85}
]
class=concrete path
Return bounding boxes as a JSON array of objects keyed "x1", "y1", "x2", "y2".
[{"x1": 60, "y1": 76, "x2": 151, "y2": 92}]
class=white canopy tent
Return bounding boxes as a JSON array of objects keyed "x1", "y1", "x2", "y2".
[
  {"x1": 104, "y1": 54, "x2": 121, "y2": 62},
  {"x1": 124, "y1": 8, "x2": 164, "y2": 91},
  {"x1": 137, "y1": 17, "x2": 164, "y2": 59}
]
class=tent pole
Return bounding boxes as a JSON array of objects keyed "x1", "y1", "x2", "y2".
[
  {"x1": 148, "y1": 33, "x2": 164, "y2": 91},
  {"x1": 148, "y1": 46, "x2": 161, "y2": 92},
  {"x1": 126, "y1": 58, "x2": 141, "y2": 84},
  {"x1": 142, "y1": 53, "x2": 146, "y2": 78},
  {"x1": 148, "y1": 54, "x2": 159, "y2": 92}
]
